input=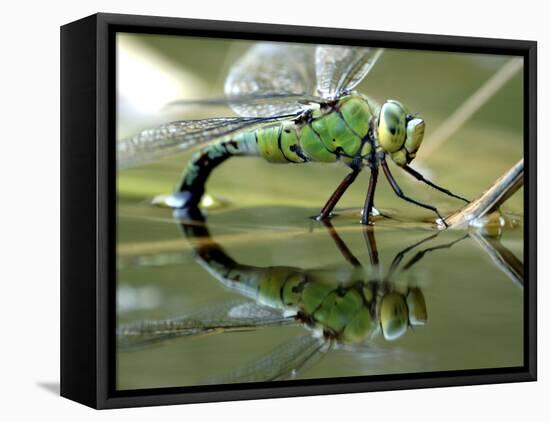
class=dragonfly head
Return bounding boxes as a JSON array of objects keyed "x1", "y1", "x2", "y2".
[{"x1": 377, "y1": 100, "x2": 425, "y2": 166}]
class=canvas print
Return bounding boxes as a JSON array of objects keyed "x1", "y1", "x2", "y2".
[{"x1": 116, "y1": 33, "x2": 524, "y2": 391}]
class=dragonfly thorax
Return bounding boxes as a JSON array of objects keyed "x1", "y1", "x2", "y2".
[{"x1": 376, "y1": 100, "x2": 426, "y2": 166}]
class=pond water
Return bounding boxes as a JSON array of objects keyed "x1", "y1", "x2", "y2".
[{"x1": 116, "y1": 198, "x2": 523, "y2": 390}]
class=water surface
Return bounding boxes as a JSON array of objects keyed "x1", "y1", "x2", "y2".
[{"x1": 116, "y1": 202, "x2": 523, "y2": 390}]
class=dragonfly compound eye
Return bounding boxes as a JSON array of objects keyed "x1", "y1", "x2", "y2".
[
  {"x1": 378, "y1": 100, "x2": 407, "y2": 154},
  {"x1": 406, "y1": 287, "x2": 427, "y2": 326},
  {"x1": 379, "y1": 291, "x2": 409, "y2": 341},
  {"x1": 403, "y1": 118, "x2": 426, "y2": 162}
]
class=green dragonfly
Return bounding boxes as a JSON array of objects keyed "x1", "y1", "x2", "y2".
[
  {"x1": 119, "y1": 43, "x2": 469, "y2": 226},
  {"x1": 117, "y1": 209, "x2": 473, "y2": 382}
]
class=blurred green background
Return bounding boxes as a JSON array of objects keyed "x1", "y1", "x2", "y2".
[{"x1": 116, "y1": 33, "x2": 524, "y2": 390}]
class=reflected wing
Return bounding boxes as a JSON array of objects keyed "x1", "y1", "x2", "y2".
[
  {"x1": 315, "y1": 46, "x2": 383, "y2": 99},
  {"x1": 210, "y1": 335, "x2": 329, "y2": 384},
  {"x1": 225, "y1": 43, "x2": 322, "y2": 116},
  {"x1": 117, "y1": 301, "x2": 295, "y2": 351},
  {"x1": 118, "y1": 114, "x2": 294, "y2": 169}
]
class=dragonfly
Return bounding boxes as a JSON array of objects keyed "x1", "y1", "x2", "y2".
[
  {"x1": 118, "y1": 42, "x2": 470, "y2": 226},
  {"x1": 117, "y1": 208, "x2": 470, "y2": 382}
]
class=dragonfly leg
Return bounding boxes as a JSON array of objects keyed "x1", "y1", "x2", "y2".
[
  {"x1": 360, "y1": 166, "x2": 379, "y2": 225},
  {"x1": 316, "y1": 168, "x2": 361, "y2": 220},
  {"x1": 402, "y1": 165, "x2": 469, "y2": 203},
  {"x1": 386, "y1": 232, "x2": 440, "y2": 280},
  {"x1": 362, "y1": 225, "x2": 379, "y2": 266},
  {"x1": 321, "y1": 220, "x2": 361, "y2": 267},
  {"x1": 381, "y1": 159, "x2": 448, "y2": 227},
  {"x1": 401, "y1": 234, "x2": 469, "y2": 271}
]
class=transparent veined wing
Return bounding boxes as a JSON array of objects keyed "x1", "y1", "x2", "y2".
[
  {"x1": 117, "y1": 301, "x2": 296, "y2": 351},
  {"x1": 224, "y1": 42, "x2": 322, "y2": 117},
  {"x1": 167, "y1": 92, "x2": 319, "y2": 109},
  {"x1": 117, "y1": 114, "x2": 295, "y2": 169},
  {"x1": 315, "y1": 46, "x2": 383, "y2": 99},
  {"x1": 209, "y1": 335, "x2": 330, "y2": 384}
]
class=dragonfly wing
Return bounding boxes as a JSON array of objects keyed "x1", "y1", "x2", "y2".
[
  {"x1": 315, "y1": 46, "x2": 383, "y2": 99},
  {"x1": 117, "y1": 300, "x2": 295, "y2": 351},
  {"x1": 167, "y1": 92, "x2": 320, "y2": 108},
  {"x1": 225, "y1": 42, "x2": 321, "y2": 117},
  {"x1": 117, "y1": 114, "x2": 294, "y2": 169},
  {"x1": 210, "y1": 335, "x2": 329, "y2": 384}
]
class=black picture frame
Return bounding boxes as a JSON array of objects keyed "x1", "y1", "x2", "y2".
[{"x1": 60, "y1": 12, "x2": 537, "y2": 409}]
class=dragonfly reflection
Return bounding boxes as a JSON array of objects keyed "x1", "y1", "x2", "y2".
[{"x1": 118, "y1": 208, "x2": 477, "y2": 383}]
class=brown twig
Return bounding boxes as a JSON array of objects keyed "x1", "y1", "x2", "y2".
[{"x1": 445, "y1": 158, "x2": 524, "y2": 228}]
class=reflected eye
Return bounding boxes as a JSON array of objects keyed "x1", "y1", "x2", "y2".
[{"x1": 379, "y1": 292, "x2": 409, "y2": 341}]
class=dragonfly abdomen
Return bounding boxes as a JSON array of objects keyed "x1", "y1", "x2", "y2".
[
  {"x1": 177, "y1": 122, "x2": 309, "y2": 206},
  {"x1": 255, "y1": 124, "x2": 309, "y2": 164},
  {"x1": 177, "y1": 132, "x2": 260, "y2": 205}
]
